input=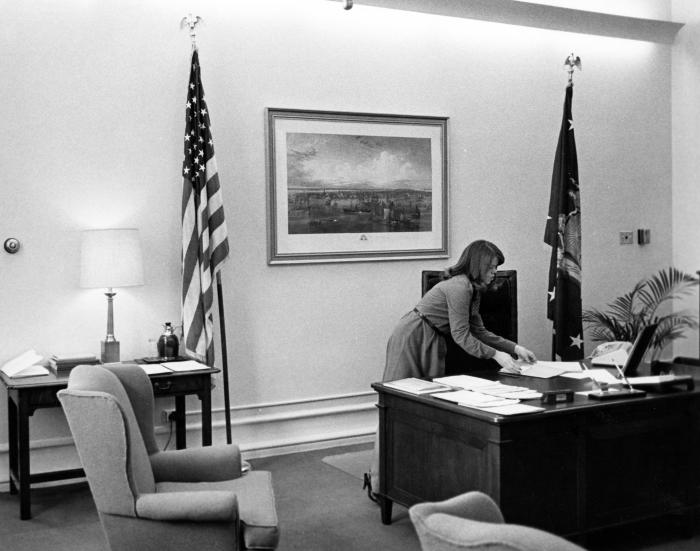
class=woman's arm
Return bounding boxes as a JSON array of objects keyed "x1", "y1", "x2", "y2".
[
  {"x1": 445, "y1": 279, "x2": 506, "y2": 359},
  {"x1": 468, "y1": 293, "x2": 517, "y2": 355}
]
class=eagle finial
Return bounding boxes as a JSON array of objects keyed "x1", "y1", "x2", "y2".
[
  {"x1": 564, "y1": 53, "x2": 582, "y2": 84},
  {"x1": 180, "y1": 14, "x2": 203, "y2": 49}
]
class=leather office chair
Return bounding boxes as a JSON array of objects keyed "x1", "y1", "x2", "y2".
[
  {"x1": 58, "y1": 364, "x2": 279, "y2": 551},
  {"x1": 409, "y1": 491, "x2": 585, "y2": 551}
]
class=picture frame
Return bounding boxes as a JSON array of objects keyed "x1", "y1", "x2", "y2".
[{"x1": 266, "y1": 108, "x2": 448, "y2": 264}]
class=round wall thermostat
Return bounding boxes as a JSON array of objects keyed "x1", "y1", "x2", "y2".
[{"x1": 4, "y1": 237, "x2": 20, "y2": 254}]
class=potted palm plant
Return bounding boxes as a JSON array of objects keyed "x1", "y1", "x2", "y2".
[{"x1": 582, "y1": 267, "x2": 698, "y2": 372}]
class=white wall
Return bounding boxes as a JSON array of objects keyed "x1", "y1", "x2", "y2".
[
  {"x1": 672, "y1": 0, "x2": 700, "y2": 359},
  {"x1": 0, "y1": 0, "x2": 684, "y2": 473}
]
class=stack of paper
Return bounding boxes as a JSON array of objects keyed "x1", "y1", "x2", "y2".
[
  {"x1": 434, "y1": 390, "x2": 545, "y2": 415},
  {"x1": 434, "y1": 375, "x2": 542, "y2": 400},
  {"x1": 481, "y1": 404, "x2": 546, "y2": 416},
  {"x1": 383, "y1": 377, "x2": 452, "y2": 395},
  {"x1": 1, "y1": 350, "x2": 49, "y2": 378},
  {"x1": 479, "y1": 386, "x2": 543, "y2": 400},
  {"x1": 434, "y1": 390, "x2": 519, "y2": 408},
  {"x1": 433, "y1": 375, "x2": 497, "y2": 390},
  {"x1": 561, "y1": 369, "x2": 621, "y2": 385},
  {"x1": 516, "y1": 360, "x2": 583, "y2": 378}
]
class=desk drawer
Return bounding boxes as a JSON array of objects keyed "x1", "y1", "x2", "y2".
[{"x1": 151, "y1": 374, "x2": 211, "y2": 396}]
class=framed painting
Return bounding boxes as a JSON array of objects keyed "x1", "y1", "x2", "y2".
[{"x1": 266, "y1": 108, "x2": 448, "y2": 264}]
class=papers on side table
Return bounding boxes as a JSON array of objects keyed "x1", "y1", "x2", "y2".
[
  {"x1": 160, "y1": 359, "x2": 212, "y2": 372},
  {"x1": 139, "y1": 363, "x2": 173, "y2": 375},
  {"x1": 138, "y1": 359, "x2": 212, "y2": 375},
  {"x1": 1, "y1": 350, "x2": 49, "y2": 378}
]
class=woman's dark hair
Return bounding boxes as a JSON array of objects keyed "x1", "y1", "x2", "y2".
[{"x1": 445, "y1": 240, "x2": 504, "y2": 290}]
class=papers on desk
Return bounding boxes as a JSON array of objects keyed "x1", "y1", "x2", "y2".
[
  {"x1": 485, "y1": 404, "x2": 546, "y2": 416},
  {"x1": 433, "y1": 375, "x2": 543, "y2": 400},
  {"x1": 561, "y1": 368, "x2": 621, "y2": 385},
  {"x1": 435, "y1": 389, "x2": 519, "y2": 407},
  {"x1": 434, "y1": 390, "x2": 545, "y2": 415},
  {"x1": 1, "y1": 350, "x2": 49, "y2": 378},
  {"x1": 383, "y1": 377, "x2": 452, "y2": 395},
  {"x1": 433, "y1": 375, "x2": 500, "y2": 389},
  {"x1": 515, "y1": 360, "x2": 583, "y2": 378}
]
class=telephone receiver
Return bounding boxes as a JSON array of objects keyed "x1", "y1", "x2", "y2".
[{"x1": 589, "y1": 341, "x2": 632, "y2": 367}]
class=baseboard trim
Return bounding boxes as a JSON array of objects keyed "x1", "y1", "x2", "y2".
[{"x1": 0, "y1": 390, "x2": 379, "y2": 485}]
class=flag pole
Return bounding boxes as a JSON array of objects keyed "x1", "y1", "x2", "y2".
[
  {"x1": 180, "y1": 14, "x2": 233, "y2": 445},
  {"x1": 216, "y1": 271, "x2": 233, "y2": 444},
  {"x1": 552, "y1": 54, "x2": 581, "y2": 360},
  {"x1": 547, "y1": 52, "x2": 582, "y2": 361}
]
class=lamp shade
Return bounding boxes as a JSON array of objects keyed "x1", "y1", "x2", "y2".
[{"x1": 80, "y1": 228, "x2": 144, "y2": 289}]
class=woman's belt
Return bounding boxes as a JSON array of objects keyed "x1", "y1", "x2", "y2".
[{"x1": 413, "y1": 308, "x2": 447, "y2": 337}]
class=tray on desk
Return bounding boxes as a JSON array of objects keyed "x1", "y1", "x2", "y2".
[{"x1": 627, "y1": 374, "x2": 694, "y2": 392}]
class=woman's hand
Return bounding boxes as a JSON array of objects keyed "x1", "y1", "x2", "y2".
[
  {"x1": 493, "y1": 350, "x2": 520, "y2": 374},
  {"x1": 514, "y1": 345, "x2": 537, "y2": 363}
]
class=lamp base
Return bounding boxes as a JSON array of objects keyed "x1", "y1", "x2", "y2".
[{"x1": 101, "y1": 340, "x2": 120, "y2": 364}]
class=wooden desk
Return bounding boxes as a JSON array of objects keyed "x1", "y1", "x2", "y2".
[
  {"x1": 373, "y1": 365, "x2": 700, "y2": 537},
  {"x1": 1, "y1": 365, "x2": 219, "y2": 520}
]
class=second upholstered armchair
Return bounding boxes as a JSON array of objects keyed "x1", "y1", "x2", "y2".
[
  {"x1": 409, "y1": 491, "x2": 586, "y2": 551},
  {"x1": 58, "y1": 363, "x2": 279, "y2": 551}
]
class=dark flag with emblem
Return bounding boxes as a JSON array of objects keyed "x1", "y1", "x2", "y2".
[
  {"x1": 181, "y1": 49, "x2": 229, "y2": 366},
  {"x1": 544, "y1": 83, "x2": 583, "y2": 361}
]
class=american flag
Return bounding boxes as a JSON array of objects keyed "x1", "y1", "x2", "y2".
[
  {"x1": 544, "y1": 83, "x2": 583, "y2": 361},
  {"x1": 181, "y1": 50, "x2": 229, "y2": 365}
]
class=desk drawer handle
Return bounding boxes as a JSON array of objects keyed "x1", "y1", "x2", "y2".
[{"x1": 154, "y1": 381, "x2": 172, "y2": 391}]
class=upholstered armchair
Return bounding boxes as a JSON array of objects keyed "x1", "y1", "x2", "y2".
[
  {"x1": 58, "y1": 363, "x2": 279, "y2": 551},
  {"x1": 409, "y1": 491, "x2": 585, "y2": 551}
]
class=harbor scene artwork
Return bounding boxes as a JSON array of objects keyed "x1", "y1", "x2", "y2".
[
  {"x1": 286, "y1": 132, "x2": 432, "y2": 235},
  {"x1": 266, "y1": 108, "x2": 447, "y2": 263}
]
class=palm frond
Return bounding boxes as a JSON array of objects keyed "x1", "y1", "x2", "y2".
[
  {"x1": 638, "y1": 267, "x2": 698, "y2": 314},
  {"x1": 605, "y1": 283, "x2": 644, "y2": 320},
  {"x1": 651, "y1": 312, "x2": 699, "y2": 348},
  {"x1": 581, "y1": 310, "x2": 637, "y2": 341}
]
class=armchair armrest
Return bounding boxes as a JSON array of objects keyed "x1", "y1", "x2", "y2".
[
  {"x1": 136, "y1": 490, "x2": 238, "y2": 522},
  {"x1": 150, "y1": 444, "x2": 242, "y2": 482}
]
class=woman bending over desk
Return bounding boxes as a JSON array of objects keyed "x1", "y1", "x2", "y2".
[
  {"x1": 365, "y1": 240, "x2": 537, "y2": 501},
  {"x1": 383, "y1": 239, "x2": 536, "y2": 382}
]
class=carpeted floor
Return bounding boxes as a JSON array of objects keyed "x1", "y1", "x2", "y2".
[
  {"x1": 0, "y1": 443, "x2": 417, "y2": 551},
  {"x1": 321, "y1": 449, "x2": 372, "y2": 481},
  {"x1": 3, "y1": 442, "x2": 700, "y2": 551}
]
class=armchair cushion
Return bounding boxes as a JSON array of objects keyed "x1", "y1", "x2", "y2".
[
  {"x1": 157, "y1": 470, "x2": 279, "y2": 551},
  {"x1": 136, "y1": 490, "x2": 238, "y2": 522},
  {"x1": 150, "y1": 444, "x2": 243, "y2": 483}
]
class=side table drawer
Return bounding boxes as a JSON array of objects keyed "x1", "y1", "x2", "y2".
[{"x1": 151, "y1": 374, "x2": 210, "y2": 396}]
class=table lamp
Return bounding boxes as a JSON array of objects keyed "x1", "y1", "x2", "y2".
[{"x1": 80, "y1": 228, "x2": 144, "y2": 363}]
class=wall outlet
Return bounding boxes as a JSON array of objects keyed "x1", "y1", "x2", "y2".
[{"x1": 619, "y1": 231, "x2": 634, "y2": 245}]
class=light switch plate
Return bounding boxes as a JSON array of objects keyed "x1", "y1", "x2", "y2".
[{"x1": 619, "y1": 231, "x2": 634, "y2": 245}]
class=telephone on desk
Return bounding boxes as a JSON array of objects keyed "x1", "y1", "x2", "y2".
[{"x1": 589, "y1": 341, "x2": 632, "y2": 367}]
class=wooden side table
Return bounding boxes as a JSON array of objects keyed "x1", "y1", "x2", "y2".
[{"x1": 1, "y1": 364, "x2": 219, "y2": 520}]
